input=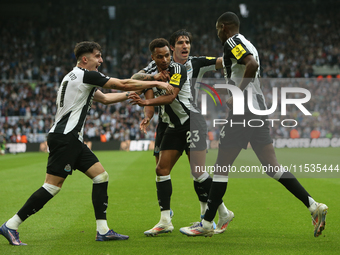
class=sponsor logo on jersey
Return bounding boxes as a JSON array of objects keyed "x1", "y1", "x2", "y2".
[
  {"x1": 169, "y1": 73, "x2": 182, "y2": 86},
  {"x1": 64, "y1": 164, "x2": 72, "y2": 172},
  {"x1": 231, "y1": 44, "x2": 246, "y2": 59},
  {"x1": 205, "y1": 57, "x2": 216, "y2": 60}
]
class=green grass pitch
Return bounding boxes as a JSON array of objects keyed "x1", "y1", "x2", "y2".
[{"x1": 0, "y1": 147, "x2": 339, "y2": 255}]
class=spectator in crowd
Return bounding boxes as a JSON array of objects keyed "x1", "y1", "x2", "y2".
[{"x1": 0, "y1": 1, "x2": 339, "y2": 144}]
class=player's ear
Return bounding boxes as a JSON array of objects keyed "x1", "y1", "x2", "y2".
[
  {"x1": 82, "y1": 55, "x2": 88, "y2": 63},
  {"x1": 151, "y1": 54, "x2": 154, "y2": 61},
  {"x1": 221, "y1": 23, "x2": 226, "y2": 31},
  {"x1": 170, "y1": 45, "x2": 175, "y2": 52}
]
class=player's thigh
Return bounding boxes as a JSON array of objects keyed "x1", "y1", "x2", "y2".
[
  {"x1": 84, "y1": 162, "x2": 105, "y2": 179},
  {"x1": 157, "y1": 149, "x2": 182, "y2": 174},
  {"x1": 154, "y1": 121, "x2": 167, "y2": 157},
  {"x1": 157, "y1": 130, "x2": 185, "y2": 175},
  {"x1": 46, "y1": 133, "x2": 84, "y2": 178},
  {"x1": 252, "y1": 143, "x2": 279, "y2": 167},
  {"x1": 44, "y1": 173, "x2": 66, "y2": 187},
  {"x1": 249, "y1": 115, "x2": 273, "y2": 150},
  {"x1": 74, "y1": 142, "x2": 100, "y2": 174},
  {"x1": 187, "y1": 114, "x2": 207, "y2": 152},
  {"x1": 218, "y1": 115, "x2": 254, "y2": 150},
  {"x1": 216, "y1": 146, "x2": 242, "y2": 170},
  {"x1": 160, "y1": 129, "x2": 186, "y2": 153},
  {"x1": 187, "y1": 149, "x2": 207, "y2": 178}
]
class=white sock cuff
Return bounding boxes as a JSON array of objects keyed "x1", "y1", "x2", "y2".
[
  {"x1": 213, "y1": 174, "x2": 229, "y2": 183},
  {"x1": 194, "y1": 172, "x2": 210, "y2": 183},
  {"x1": 92, "y1": 171, "x2": 109, "y2": 184},
  {"x1": 42, "y1": 183, "x2": 61, "y2": 196},
  {"x1": 96, "y1": 219, "x2": 110, "y2": 235},
  {"x1": 160, "y1": 210, "x2": 171, "y2": 223},
  {"x1": 156, "y1": 175, "x2": 171, "y2": 182},
  {"x1": 308, "y1": 197, "x2": 317, "y2": 213},
  {"x1": 273, "y1": 165, "x2": 287, "y2": 180}
]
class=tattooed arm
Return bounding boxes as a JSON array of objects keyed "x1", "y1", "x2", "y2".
[
  {"x1": 131, "y1": 70, "x2": 170, "y2": 82},
  {"x1": 102, "y1": 77, "x2": 173, "y2": 94}
]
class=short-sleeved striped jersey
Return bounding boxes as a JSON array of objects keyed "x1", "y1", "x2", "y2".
[
  {"x1": 144, "y1": 55, "x2": 217, "y2": 110},
  {"x1": 222, "y1": 33, "x2": 267, "y2": 112},
  {"x1": 143, "y1": 60, "x2": 199, "y2": 128},
  {"x1": 49, "y1": 66, "x2": 109, "y2": 142},
  {"x1": 183, "y1": 56, "x2": 217, "y2": 107}
]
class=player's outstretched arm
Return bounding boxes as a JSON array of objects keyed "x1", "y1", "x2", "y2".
[
  {"x1": 215, "y1": 57, "x2": 223, "y2": 70},
  {"x1": 128, "y1": 87, "x2": 180, "y2": 107},
  {"x1": 103, "y1": 77, "x2": 173, "y2": 94},
  {"x1": 93, "y1": 90, "x2": 132, "y2": 105},
  {"x1": 239, "y1": 55, "x2": 259, "y2": 91},
  {"x1": 140, "y1": 90, "x2": 155, "y2": 134},
  {"x1": 131, "y1": 70, "x2": 170, "y2": 82}
]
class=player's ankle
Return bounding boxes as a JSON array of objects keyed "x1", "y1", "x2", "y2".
[{"x1": 202, "y1": 219, "x2": 213, "y2": 229}]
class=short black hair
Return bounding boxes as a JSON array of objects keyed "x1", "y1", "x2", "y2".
[
  {"x1": 149, "y1": 38, "x2": 170, "y2": 53},
  {"x1": 169, "y1": 29, "x2": 192, "y2": 47},
  {"x1": 217, "y1": 12, "x2": 240, "y2": 27},
  {"x1": 74, "y1": 41, "x2": 102, "y2": 61}
]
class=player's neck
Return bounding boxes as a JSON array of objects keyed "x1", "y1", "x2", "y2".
[
  {"x1": 228, "y1": 30, "x2": 239, "y2": 38},
  {"x1": 173, "y1": 56, "x2": 187, "y2": 65},
  {"x1": 77, "y1": 63, "x2": 86, "y2": 70}
]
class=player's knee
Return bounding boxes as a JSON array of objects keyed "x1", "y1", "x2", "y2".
[
  {"x1": 42, "y1": 183, "x2": 61, "y2": 196},
  {"x1": 155, "y1": 165, "x2": 170, "y2": 176},
  {"x1": 92, "y1": 171, "x2": 109, "y2": 183}
]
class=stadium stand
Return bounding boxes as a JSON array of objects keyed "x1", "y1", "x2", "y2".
[{"x1": 0, "y1": 0, "x2": 339, "y2": 145}]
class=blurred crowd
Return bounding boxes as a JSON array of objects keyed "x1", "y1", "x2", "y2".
[{"x1": 0, "y1": 1, "x2": 339, "y2": 144}]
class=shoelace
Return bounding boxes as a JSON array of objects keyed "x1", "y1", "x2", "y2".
[
  {"x1": 312, "y1": 215, "x2": 318, "y2": 226},
  {"x1": 188, "y1": 222, "x2": 201, "y2": 229},
  {"x1": 12, "y1": 230, "x2": 23, "y2": 244}
]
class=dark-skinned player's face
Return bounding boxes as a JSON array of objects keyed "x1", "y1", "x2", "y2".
[
  {"x1": 151, "y1": 46, "x2": 171, "y2": 71},
  {"x1": 216, "y1": 21, "x2": 227, "y2": 45}
]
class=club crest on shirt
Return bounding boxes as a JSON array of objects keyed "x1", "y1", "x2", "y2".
[{"x1": 64, "y1": 164, "x2": 72, "y2": 172}]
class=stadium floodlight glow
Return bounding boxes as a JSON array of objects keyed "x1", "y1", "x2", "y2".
[{"x1": 239, "y1": 4, "x2": 249, "y2": 18}]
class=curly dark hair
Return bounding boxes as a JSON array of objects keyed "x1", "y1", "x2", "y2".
[{"x1": 149, "y1": 38, "x2": 170, "y2": 53}]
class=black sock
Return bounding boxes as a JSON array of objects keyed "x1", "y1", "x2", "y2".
[
  {"x1": 277, "y1": 171, "x2": 311, "y2": 207},
  {"x1": 194, "y1": 176, "x2": 212, "y2": 203},
  {"x1": 204, "y1": 181, "x2": 228, "y2": 222},
  {"x1": 92, "y1": 182, "x2": 108, "y2": 219},
  {"x1": 17, "y1": 187, "x2": 54, "y2": 221},
  {"x1": 156, "y1": 179, "x2": 172, "y2": 211}
]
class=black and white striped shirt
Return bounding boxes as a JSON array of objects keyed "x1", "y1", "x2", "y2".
[
  {"x1": 143, "y1": 60, "x2": 198, "y2": 128},
  {"x1": 223, "y1": 33, "x2": 267, "y2": 112},
  {"x1": 183, "y1": 56, "x2": 217, "y2": 107},
  {"x1": 49, "y1": 67, "x2": 109, "y2": 142}
]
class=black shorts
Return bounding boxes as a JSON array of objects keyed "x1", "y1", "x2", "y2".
[
  {"x1": 153, "y1": 121, "x2": 168, "y2": 156},
  {"x1": 160, "y1": 114, "x2": 207, "y2": 154},
  {"x1": 46, "y1": 132, "x2": 99, "y2": 178},
  {"x1": 219, "y1": 113, "x2": 273, "y2": 150}
]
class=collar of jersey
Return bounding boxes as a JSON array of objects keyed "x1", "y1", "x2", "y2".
[{"x1": 76, "y1": 66, "x2": 89, "y2": 72}]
